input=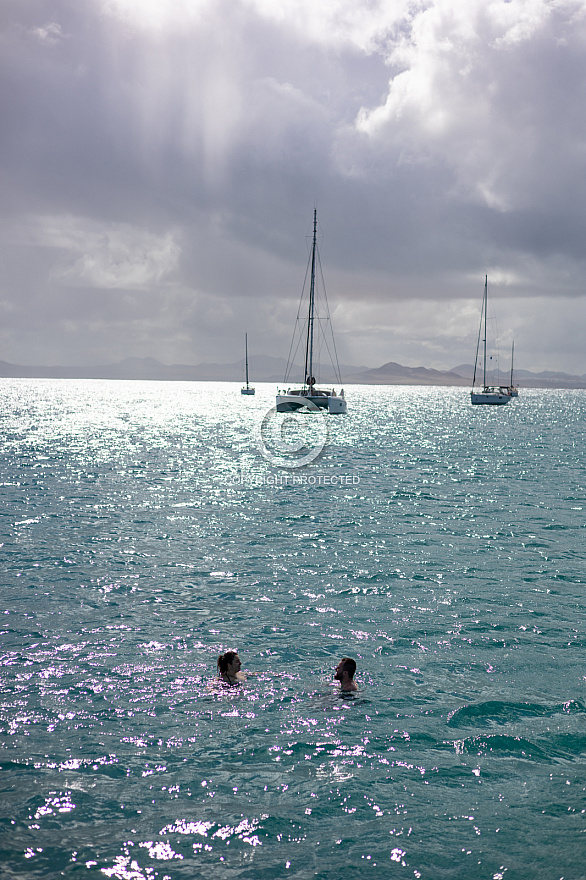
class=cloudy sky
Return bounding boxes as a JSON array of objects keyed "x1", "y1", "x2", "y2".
[{"x1": 1, "y1": 0, "x2": 586, "y2": 373}]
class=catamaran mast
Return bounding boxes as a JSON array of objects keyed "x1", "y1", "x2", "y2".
[
  {"x1": 482, "y1": 275, "x2": 488, "y2": 388},
  {"x1": 304, "y1": 209, "x2": 317, "y2": 388},
  {"x1": 510, "y1": 339, "x2": 514, "y2": 388}
]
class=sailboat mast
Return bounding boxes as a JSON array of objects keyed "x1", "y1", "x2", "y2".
[
  {"x1": 245, "y1": 333, "x2": 249, "y2": 388},
  {"x1": 304, "y1": 209, "x2": 317, "y2": 387},
  {"x1": 510, "y1": 339, "x2": 514, "y2": 387},
  {"x1": 482, "y1": 275, "x2": 488, "y2": 387}
]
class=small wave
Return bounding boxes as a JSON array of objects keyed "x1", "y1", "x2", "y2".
[
  {"x1": 546, "y1": 733, "x2": 586, "y2": 760},
  {"x1": 447, "y1": 699, "x2": 585, "y2": 727},
  {"x1": 455, "y1": 733, "x2": 549, "y2": 760}
]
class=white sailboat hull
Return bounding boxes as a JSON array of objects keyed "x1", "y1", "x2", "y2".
[
  {"x1": 276, "y1": 391, "x2": 347, "y2": 414},
  {"x1": 326, "y1": 395, "x2": 347, "y2": 414},
  {"x1": 241, "y1": 387, "x2": 255, "y2": 395},
  {"x1": 471, "y1": 387, "x2": 510, "y2": 405}
]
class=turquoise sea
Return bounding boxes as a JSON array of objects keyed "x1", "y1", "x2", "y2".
[{"x1": 1, "y1": 379, "x2": 584, "y2": 879}]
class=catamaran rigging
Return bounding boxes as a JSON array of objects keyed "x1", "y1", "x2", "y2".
[{"x1": 276, "y1": 210, "x2": 347, "y2": 414}]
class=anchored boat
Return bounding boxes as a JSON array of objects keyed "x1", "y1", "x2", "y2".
[
  {"x1": 470, "y1": 276, "x2": 510, "y2": 405},
  {"x1": 276, "y1": 210, "x2": 347, "y2": 414},
  {"x1": 506, "y1": 340, "x2": 519, "y2": 397},
  {"x1": 241, "y1": 332, "x2": 255, "y2": 395}
]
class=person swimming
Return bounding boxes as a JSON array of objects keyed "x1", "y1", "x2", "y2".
[
  {"x1": 334, "y1": 657, "x2": 358, "y2": 692},
  {"x1": 217, "y1": 651, "x2": 245, "y2": 684}
]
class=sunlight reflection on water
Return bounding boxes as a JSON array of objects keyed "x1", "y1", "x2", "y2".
[{"x1": 0, "y1": 381, "x2": 585, "y2": 878}]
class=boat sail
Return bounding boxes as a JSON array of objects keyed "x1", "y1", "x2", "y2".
[
  {"x1": 470, "y1": 276, "x2": 510, "y2": 405},
  {"x1": 506, "y1": 340, "x2": 519, "y2": 397},
  {"x1": 276, "y1": 210, "x2": 347, "y2": 414},
  {"x1": 241, "y1": 333, "x2": 255, "y2": 395}
]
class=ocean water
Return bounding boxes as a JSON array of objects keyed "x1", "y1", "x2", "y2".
[{"x1": 0, "y1": 379, "x2": 584, "y2": 880}]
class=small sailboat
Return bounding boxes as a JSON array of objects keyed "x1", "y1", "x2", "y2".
[
  {"x1": 507, "y1": 340, "x2": 519, "y2": 397},
  {"x1": 470, "y1": 276, "x2": 510, "y2": 405},
  {"x1": 276, "y1": 210, "x2": 347, "y2": 414},
  {"x1": 241, "y1": 333, "x2": 255, "y2": 395}
]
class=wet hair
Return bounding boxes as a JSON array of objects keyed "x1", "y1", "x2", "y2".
[
  {"x1": 217, "y1": 651, "x2": 239, "y2": 676},
  {"x1": 340, "y1": 657, "x2": 356, "y2": 679}
]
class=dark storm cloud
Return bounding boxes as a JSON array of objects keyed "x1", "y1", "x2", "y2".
[{"x1": 1, "y1": 0, "x2": 585, "y2": 371}]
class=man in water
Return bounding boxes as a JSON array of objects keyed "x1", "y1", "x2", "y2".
[{"x1": 334, "y1": 657, "x2": 358, "y2": 691}]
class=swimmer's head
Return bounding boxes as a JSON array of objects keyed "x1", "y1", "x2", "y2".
[
  {"x1": 335, "y1": 657, "x2": 356, "y2": 681},
  {"x1": 218, "y1": 651, "x2": 241, "y2": 678}
]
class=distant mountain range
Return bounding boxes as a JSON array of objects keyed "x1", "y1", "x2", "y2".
[
  {"x1": 348, "y1": 361, "x2": 586, "y2": 388},
  {"x1": 1, "y1": 356, "x2": 585, "y2": 388}
]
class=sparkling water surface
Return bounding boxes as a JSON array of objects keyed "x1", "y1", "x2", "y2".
[{"x1": 1, "y1": 380, "x2": 584, "y2": 879}]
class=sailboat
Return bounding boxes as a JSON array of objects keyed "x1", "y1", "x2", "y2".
[
  {"x1": 276, "y1": 210, "x2": 347, "y2": 414},
  {"x1": 470, "y1": 276, "x2": 510, "y2": 405},
  {"x1": 240, "y1": 333, "x2": 255, "y2": 395},
  {"x1": 506, "y1": 340, "x2": 519, "y2": 397}
]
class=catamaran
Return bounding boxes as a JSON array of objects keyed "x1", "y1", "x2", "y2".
[
  {"x1": 470, "y1": 276, "x2": 510, "y2": 405},
  {"x1": 241, "y1": 333, "x2": 255, "y2": 395},
  {"x1": 276, "y1": 210, "x2": 347, "y2": 414}
]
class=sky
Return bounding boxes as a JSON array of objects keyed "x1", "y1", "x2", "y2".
[{"x1": 1, "y1": 0, "x2": 586, "y2": 374}]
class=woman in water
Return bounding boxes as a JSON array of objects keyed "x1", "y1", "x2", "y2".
[{"x1": 217, "y1": 651, "x2": 245, "y2": 684}]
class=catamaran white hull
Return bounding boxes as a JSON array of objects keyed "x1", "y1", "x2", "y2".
[
  {"x1": 471, "y1": 389, "x2": 510, "y2": 405},
  {"x1": 326, "y1": 395, "x2": 347, "y2": 414},
  {"x1": 276, "y1": 393, "x2": 347, "y2": 414}
]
